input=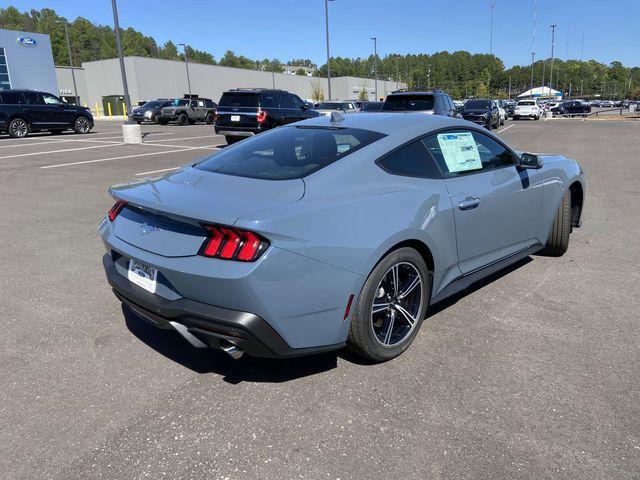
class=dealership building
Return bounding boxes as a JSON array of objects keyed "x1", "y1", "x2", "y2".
[
  {"x1": 0, "y1": 28, "x2": 404, "y2": 113},
  {"x1": 0, "y1": 28, "x2": 58, "y2": 93}
]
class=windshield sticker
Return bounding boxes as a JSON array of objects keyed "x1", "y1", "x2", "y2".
[{"x1": 437, "y1": 132, "x2": 482, "y2": 173}]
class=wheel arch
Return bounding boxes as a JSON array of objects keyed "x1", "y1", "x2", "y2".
[{"x1": 569, "y1": 180, "x2": 584, "y2": 227}]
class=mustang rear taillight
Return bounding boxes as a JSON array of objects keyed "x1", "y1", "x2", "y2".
[
  {"x1": 200, "y1": 225, "x2": 269, "y2": 262},
  {"x1": 107, "y1": 199, "x2": 128, "y2": 221},
  {"x1": 256, "y1": 110, "x2": 267, "y2": 123}
]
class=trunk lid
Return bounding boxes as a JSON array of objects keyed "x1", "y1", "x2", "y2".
[{"x1": 110, "y1": 167, "x2": 305, "y2": 257}]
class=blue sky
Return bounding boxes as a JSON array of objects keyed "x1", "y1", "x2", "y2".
[{"x1": 9, "y1": 0, "x2": 640, "y2": 67}]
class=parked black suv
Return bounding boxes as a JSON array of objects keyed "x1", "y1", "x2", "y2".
[
  {"x1": 131, "y1": 99, "x2": 173, "y2": 124},
  {"x1": 460, "y1": 99, "x2": 500, "y2": 129},
  {"x1": 215, "y1": 88, "x2": 319, "y2": 144},
  {"x1": 381, "y1": 90, "x2": 459, "y2": 117},
  {"x1": 0, "y1": 89, "x2": 93, "y2": 138}
]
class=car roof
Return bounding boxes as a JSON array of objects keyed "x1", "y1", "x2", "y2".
[
  {"x1": 387, "y1": 91, "x2": 439, "y2": 96},
  {"x1": 295, "y1": 112, "x2": 469, "y2": 136},
  {"x1": 223, "y1": 88, "x2": 286, "y2": 94}
]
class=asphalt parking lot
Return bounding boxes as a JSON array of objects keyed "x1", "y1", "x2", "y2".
[{"x1": 1, "y1": 118, "x2": 639, "y2": 480}]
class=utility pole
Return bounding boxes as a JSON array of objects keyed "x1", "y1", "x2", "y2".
[
  {"x1": 111, "y1": 0, "x2": 132, "y2": 121},
  {"x1": 427, "y1": 64, "x2": 431, "y2": 89},
  {"x1": 508, "y1": 76, "x2": 512, "y2": 100},
  {"x1": 580, "y1": 32, "x2": 584, "y2": 61},
  {"x1": 530, "y1": 0, "x2": 537, "y2": 90},
  {"x1": 324, "y1": 0, "x2": 334, "y2": 100},
  {"x1": 549, "y1": 24, "x2": 557, "y2": 91},
  {"x1": 178, "y1": 43, "x2": 192, "y2": 98},
  {"x1": 580, "y1": 78, "x2": 584, "y2": 96},
  {"x1": 370, "y1": 37, "x2": 378, "y2": 100},
  {"x1": 57, "y1": 20, "x2": 79, "y2": 105},
  {"x1": 489, "y1": 0, "x2": 496, "y2": 56}
]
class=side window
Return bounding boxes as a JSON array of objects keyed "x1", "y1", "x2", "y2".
[
  {"x1": 261, "y1": 92, "x2": 279, "y2": 108},
  {"x1": 197, "y1": 100, "x2": 205, "y2": 107},
  {"x1": 23, "y1": 92, "x2": 43, "y2": 104},
  {"x1": 423, "y1": 130, "x2": 517, "y2": 177},
  {"x1": 0, "y1": 92, "x2": 23, "y2": 104},
  {"x1": 291, "y1": 95, "x2": 305, "y2": 108},
  {"x1": 205, "y1": 99, "x2": 214, "y2": 108},
  {"x1": 377, "y1": 140, "x2": 442, "y2": 179},
  {"x1": 42, "y1": 93, "x2": 63, "y2": 105},
  {"x1": 280, "y1": 93, "x2": 295, "y2": 109}
]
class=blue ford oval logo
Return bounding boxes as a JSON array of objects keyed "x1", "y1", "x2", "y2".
[{"x1": 17, "y1": 36, "x2": 37, "y2": 47}]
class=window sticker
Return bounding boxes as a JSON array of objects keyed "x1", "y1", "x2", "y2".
[{"x1": 436, "y1": 132, "x2": 482, "y2": 173}]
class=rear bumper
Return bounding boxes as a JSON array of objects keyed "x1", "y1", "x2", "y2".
[
  {"x1": 103, "y1": 254, "x2": 345, "y2": 358},
  {"x1": 214, "y1": 125, "x2": 258, "y2": 137}
]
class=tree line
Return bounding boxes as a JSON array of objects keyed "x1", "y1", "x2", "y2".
[{"x1": 2, "y1": 6, "x2": 639, "y2": 99}]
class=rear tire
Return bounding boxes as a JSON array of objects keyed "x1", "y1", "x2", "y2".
[
  {"x1": 348, "y1": 247, "x2": 430, "y2": 362},
  {"x1": 541, "y1": 189, "x2": 571, "y2": 256},
  {"x1": 8, "y1": 118, "x2": 29, "y2": 138},
  {"x1": 205, "y1": 112, "x2": 215, "y2": 124}
]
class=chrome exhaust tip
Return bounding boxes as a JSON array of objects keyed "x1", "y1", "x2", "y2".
[{"x1": 221, "y1": 341, "x2": 244, "y2": 360}]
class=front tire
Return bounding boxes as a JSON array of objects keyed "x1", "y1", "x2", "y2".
[
  {"x1": 348, "y1": 247, "x2": 430, "y2": 362},
  {"x1": 8, "y1": 118, "x2": 29, "y2": 138},
  {"x1": 178, "y1": 113, "x2": 188, "y2": 126},
  {"x1": 541, "y1": 189, "x2": 571, "y2": 256},
  {"x1": 73, "y1": 116, "x2": 91, "y2": 134}
]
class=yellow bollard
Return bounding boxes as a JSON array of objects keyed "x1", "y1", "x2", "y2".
[
  {"x1": 83, "y1": 102, "x2": 87, "y2": 108},
  {"x1": 94, "y1": 103, "x2": 99, "y2": 117},
  {"x1": 107, "y1": 102, "x2": 112, "y2": 119},
  {"x1": 122, "y1": 103, "x2": 126, "y2": 116}
]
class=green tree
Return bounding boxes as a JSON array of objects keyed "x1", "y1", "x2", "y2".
[{"x1": 295, "y1": 68, "x2": 308, "y2": 76}]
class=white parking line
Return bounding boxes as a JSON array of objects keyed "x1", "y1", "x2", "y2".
[
  {"x1": 142, "y1": 142, "x2": 221, "y2": 150},
  {"x1": 0, "y1": 131, "x2": 175, "y2": 149},
  {"x1": 0, "y1": 142, "x2": 124, "y2": 160},
  {"x1": 147, "y1": 135, "x2": 219, "y2": 143},
  {"x1": 40, "y1": 145, "x2": 214, "y2": 169},
  {"x1": 134, "y1": 166, "x2": 181, "y2": 176},
  {"x1": 497, "y1": 124, "x2": 515, "y2": 133}
]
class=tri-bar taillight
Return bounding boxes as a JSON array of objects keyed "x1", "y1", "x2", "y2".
[
  {"x1": 108, "y1": 199, "x2": 128, "y2": 221},
  {"x1": 199, "y1": 224, "x2": 269, "y2": 262}
]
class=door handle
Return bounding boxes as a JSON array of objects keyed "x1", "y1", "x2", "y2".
[{"x1": 458, "y1": 197, "x2": 481, "y2": 211}]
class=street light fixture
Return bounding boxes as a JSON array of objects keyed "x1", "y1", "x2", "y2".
[
  {"x1": 324, "y1": 0, "x2": 334, "y2": 100},
  {"x1": 56, "y1": 20, "x2": 79, "y2": 105},
  {"x1": 178, "y1": 43, "x2": 192, "y2": 98},
  {"x1": 110, "y1": 0, "x2": 132, "y2": 122},
  {"x1": 370, "y1": 37, "x2": 378, "y2": 100}
]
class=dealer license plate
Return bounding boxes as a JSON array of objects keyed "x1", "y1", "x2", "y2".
[
  {"x1": 231, "y1": 115, "x2": 241, "y2": 122},
  {"x1": 127, "y1": 259, "x2": 157, "y2": 294}
]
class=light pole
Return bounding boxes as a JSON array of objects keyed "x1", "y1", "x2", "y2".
[
  {"x1": 111, "y1": 0, "x2": 132, "y2": 121},
  {"x1": 324, "y1": 0, "x2": 334, "y2": 100},
  {"x1": 530, "y1": 51, "x2": 536, "y2": 89},
  {"x1": 57, "y1": 20, "x2": 79, "y2": 105},
  {"x1": 530, "y1": 0, "x2": 537, "y2": 89},
  {"x1": 549, "y1": 24, "x2": 557, "y2": 91},
  {"x1": 370, "y1": 37, "x2": 378, "y2": 100},
  {"x1": 178, "y1": 43, "x2": 192, "y2": 98},
  {"x1": 489, "y1": 0, "x2": 496, "y2": 55}
]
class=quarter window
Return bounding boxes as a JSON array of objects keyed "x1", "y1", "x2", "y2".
[
  {"x1": 42, "y1": 93, "x2": 63, "y2": 105},
  {"x1": 378, "y1": 140, "x2": 442, "y2": 179},
  {"x1": 422, "y1": 130, "x2": 517, "y2": 176}
]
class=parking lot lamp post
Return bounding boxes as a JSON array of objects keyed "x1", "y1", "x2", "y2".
[
  {"x1": 57, "y1": 20, "x2": 79, "y2": 105},
  {"x1": 549, "y1": 24, "x2": 557, "y2": 90},
  {"x1": 370, "y1": 37, "x2": 378, "y2": 100},
  {"x1": 324, "y1": 0, "x2": 334, "y2": 100},
  {"x1": 178, "y1": 43, "x2": 192, "y2": 98},
  {"x1": 111, "y1": 0, "x2": 132, "y2": 122},
  {"x1": 530, "y1": 51, "x2": 535, "y2": 89}
]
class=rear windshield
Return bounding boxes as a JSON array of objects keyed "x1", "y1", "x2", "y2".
[
  {"x1": 518, "y1": 101, "x2": 535, "y2": 106},
  {"x1": 195, "y1": 126, "x2": 386, "y2": 180},
  {"x1": 382, "y1": 95, "x2": 434, "y2": 111},
  {"x1": 465, "y1": 99, "x2": 490, "y2": 109},
  {"x1": 219, "y1": 92, "x2": 259, "y2": 108}
]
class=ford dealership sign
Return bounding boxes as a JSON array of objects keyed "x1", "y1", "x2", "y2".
[{"x1": 17, "y1": 36, "x2": 37, "y2": 47}]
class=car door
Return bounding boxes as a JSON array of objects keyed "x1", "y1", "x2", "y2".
[
  {"x1": 195, "y1": 99, "x2": 207, "y2": 120},
  {"x1": 279, "y1": 92, "x2": 298, "y2": 124},
  {"x1": 20, "y1": 92, "x2": 50, "y2": 127},
  {"x1": 423, "y1": 129, "x2": 544, "y2": 274},
  {"x1": 41, "y1": 92, "x2": 73, "y2": 126}
]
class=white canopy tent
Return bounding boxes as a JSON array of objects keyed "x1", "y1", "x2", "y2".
[{"x1": 518, "y1": 86, "x2": 562, "y2": 99}]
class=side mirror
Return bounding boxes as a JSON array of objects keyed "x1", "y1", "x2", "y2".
[
  {"x1": 301, "y1": 104, "x2": 308, "y2": 110},
  {"x1": 518, "y1": 153, "x2": 543, "y2": 170}
]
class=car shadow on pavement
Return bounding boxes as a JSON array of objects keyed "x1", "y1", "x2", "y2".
[
  {"x1": 123, "y1": 305, "x2": 338, "y2": 383},
  {"x1": 426, "y1": 256, "x2": 533, "y2": 317}
]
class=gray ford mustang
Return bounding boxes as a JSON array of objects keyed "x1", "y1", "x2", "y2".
[{"x1": 99, "y1": 112, "x2": 585, "y2": 362}]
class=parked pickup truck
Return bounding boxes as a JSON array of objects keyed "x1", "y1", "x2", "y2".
[{"x1": 158, "y1": 96, "x2": 217, "y2": 125}]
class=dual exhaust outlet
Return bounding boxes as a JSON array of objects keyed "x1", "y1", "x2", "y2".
[{"x1": 169, "y1": 321, "x2": 244, "y2": 359}]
